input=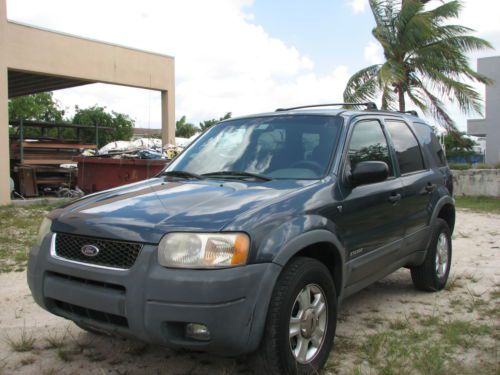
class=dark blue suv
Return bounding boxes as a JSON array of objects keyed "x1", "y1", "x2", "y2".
[{"x1": 28, "y1": 104, "x2": 455, "y2": 375}]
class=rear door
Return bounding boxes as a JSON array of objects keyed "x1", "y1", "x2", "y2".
[
  {"x1": 383, "y1": 119, "x2": 436, "y2": 255},
  {"x1": 335, "y1": 118, "x2": 405, "y2": 286}
]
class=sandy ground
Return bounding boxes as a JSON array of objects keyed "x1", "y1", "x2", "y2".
[{"x1": 0, "y1": 210, "x2": 498, "y2": 375}]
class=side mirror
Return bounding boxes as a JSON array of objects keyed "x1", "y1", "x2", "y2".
[{"x1": 350, "y1": 161, "x2": 389, "y2": 187}]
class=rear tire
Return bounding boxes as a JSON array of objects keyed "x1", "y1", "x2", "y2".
[
  {"x1": 254, "y1": 257, "x2": 337, "y2": 375},
  {"x1": 410, "y1": 218, "x2": 452, "y2": 291}
]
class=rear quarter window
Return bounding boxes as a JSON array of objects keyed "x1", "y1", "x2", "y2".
[{"x1": 413, "y1": 122, "x2": 447, "y2": 167}]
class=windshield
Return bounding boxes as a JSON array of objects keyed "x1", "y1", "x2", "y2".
[{"x1": 167, "y1": 115, "x2": 342, "y2": 180}]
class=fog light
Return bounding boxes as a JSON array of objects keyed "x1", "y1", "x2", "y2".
[{"x1": 185, "y1": 323, "x2": 211, "y2": 341}]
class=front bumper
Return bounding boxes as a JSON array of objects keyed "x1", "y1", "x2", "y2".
[{"x1": 27, "y1": 233, "x2": 281, "y2": 356}]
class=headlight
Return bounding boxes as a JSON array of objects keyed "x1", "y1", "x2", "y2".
[
  {"x1": 158, "y1": 233, "x2": 250, "y2": 269},
  {"x1": 36, "y1": 217, "x2": 52, "y2": 246}
]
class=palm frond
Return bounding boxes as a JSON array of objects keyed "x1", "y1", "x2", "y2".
[
  {"x1": 414, "y1": 80, "x2": 456, "y2": 132},
  {"x1": 343, "y1": 65, "x2": 382, "y2": 104}
]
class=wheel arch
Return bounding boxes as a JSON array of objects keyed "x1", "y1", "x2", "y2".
[
  {"x1": 430, "y1": 196, "x2": 455, "y2": 234},
  {"x1": 272, "y1": 230, "x2": 346, "y2": 302},
  {"x1": 437, "y1": 203, "x2": 456, "y2": 233}
]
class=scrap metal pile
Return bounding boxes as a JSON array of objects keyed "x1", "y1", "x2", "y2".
[
  {"x1": 10, "y1": 119, "x2": 196, "y2": 198},
  {"x1": 89, "y1": 138, "x2": 185, "y2": 160}
]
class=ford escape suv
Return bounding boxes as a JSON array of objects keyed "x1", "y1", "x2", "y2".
[{"x1": 28, "y1": 103, "x2": 455, "y2": 375}]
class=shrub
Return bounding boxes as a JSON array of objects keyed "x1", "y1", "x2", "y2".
[{"x1": 448, "y1": 163, "x2": 470, "y2": 170}]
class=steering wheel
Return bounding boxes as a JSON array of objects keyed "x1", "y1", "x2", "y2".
[{"x1": 290, "y1": 160, "x2": 324, "y2": 175}]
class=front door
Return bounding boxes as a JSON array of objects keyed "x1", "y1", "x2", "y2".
[{"x1": 334, "y1": 119, "x2": 405, "y2": 286}]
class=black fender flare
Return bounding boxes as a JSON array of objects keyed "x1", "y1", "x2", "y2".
[
  {"x1": 429, "y1": 195, "x2": 455, "y2": 230},
  {"x1": 271, "y1": 229, "x2": 348, "y2": 303},
  {"x1": 424, "y1": 195, "x2": 455, "y2": 253}
]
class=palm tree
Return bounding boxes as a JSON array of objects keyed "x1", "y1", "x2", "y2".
[{"x1": 343, "y1": 0, "x2": 492, "y2": 131}]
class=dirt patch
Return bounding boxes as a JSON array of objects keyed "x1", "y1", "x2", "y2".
[{"x1": 0, "y1": 210, "x2": 498, "y2": 374}]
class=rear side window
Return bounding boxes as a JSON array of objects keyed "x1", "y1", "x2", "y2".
[
  {"x1": 413, "y1": 122, "x2": 447, "y2": 167},
  {"x1": 347, "y1": 120, "x2": 393, "y2": 176},
  {"x1": 385, "y1": 120, "x2": 425, "y2": 174}
]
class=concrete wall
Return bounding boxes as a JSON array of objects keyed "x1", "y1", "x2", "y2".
[
  {"x1": 467, "y1": 56, "x2": 500, "y2": 164},
  {"x1": 452, "y1": 169, "x2": 500, "y2": 197},
  {"x1": 0, "y1": 0, "x2": 9, "y2": 204}
]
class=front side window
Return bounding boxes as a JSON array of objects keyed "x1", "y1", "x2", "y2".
[
  {"x1": 167, "y1": 115, "x2": 342, "y2": 179},
  {"x1": 385, "y1": 120, "x2": 425, "y2": 174},
  {"x1": 347, "y1": 120, "x2": 393, "y2": 176}
]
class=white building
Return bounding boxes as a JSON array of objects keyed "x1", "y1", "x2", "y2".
[{"x1": 467, "y1": 56, "x2": 500, "y2": 164}]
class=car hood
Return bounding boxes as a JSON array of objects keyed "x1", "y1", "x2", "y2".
[{"x1": 50, "y1": 177, "x2": 316, "y2": 243}]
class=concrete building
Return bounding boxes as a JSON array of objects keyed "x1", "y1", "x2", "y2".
[
  {"x1": 467, "y1": 56, "x2": 500, "y2": 164},
  {"x1": 0, "y1": 0, "x2": 175, "y2": 204}
]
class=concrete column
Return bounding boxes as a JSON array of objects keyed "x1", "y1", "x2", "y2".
[
  {"x1": 161, "y1": 90, "x2": 175, "y2": 145},
  {"x1": 479, "y1": 57, "x2": 500, "y2": 164},
  {"x1": 0, "y1": 0, "x2": 11, "y2": 204}
]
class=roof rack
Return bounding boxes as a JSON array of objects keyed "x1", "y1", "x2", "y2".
[
  {"x1": 275, "y1": 102, "x2": 378, "y2": 112},
  {"x1": 400, "y1": 110, "x2": 419, "y2": 117}
]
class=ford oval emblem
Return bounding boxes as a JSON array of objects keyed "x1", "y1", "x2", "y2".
[{"x1": 81, "y1": 244, "x2": 100, "y2": 257}]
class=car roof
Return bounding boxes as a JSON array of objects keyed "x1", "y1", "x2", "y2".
[{"x1": 226, "y1": 107, "x2": 422, "y2": 124}]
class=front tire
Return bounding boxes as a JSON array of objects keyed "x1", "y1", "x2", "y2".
[
  {"x1": 410, "y1": 218, "x2": 452, "y2": 291},
  {"x1": 255, "y1": 257, "x2": 337, "y2": 375}
]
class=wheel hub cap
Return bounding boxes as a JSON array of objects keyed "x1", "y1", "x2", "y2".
[
  {"x1": 435, "y1": 233, "x2": 449, "y2": 278},
  {"x1": 289, "y1": 284, "x2": 328, "y2": 364},
  {"x1": 300, "y1": 308, "x2": 317, "y2": 338}
]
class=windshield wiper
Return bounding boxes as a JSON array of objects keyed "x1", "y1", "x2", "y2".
[
  {"x1": 202, "y1": 170, "x2": 272, "y2": 181},
  {"x1": 159, "y1": 170, "x2": 204, "y2": 180}
]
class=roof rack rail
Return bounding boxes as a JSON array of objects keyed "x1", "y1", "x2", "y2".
[
  {"x1": 400, "y1": 110, "x2": 419, "y2": 117},
  {"x1": 275, "y1": 102, "x2": 378, "y2": 112}
]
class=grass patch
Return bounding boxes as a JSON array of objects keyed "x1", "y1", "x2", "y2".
[
  {"x1": 56, "y1": 349, "x2": 73, "y2": 362},
  {"x1": 19, "y1": 356, "x2": 36, "y2": 366},
  {"x1": 445, "y1": 273, "x2": 463, "y2": 291},
  {"x1": 389, "y1": 319, "x2": 409, "y2": 331},
  {"x1": 455, "y1": 196, "x2": 500, "y2": 214},
  {"x1": 4, "y1": 326, "x2": 35, "y2": 352},
  {"x1": 44, "y1": 331, "x2": 67, "y2": 349},
  {"x1": 490, "y1": 287, "x2": 500, "y2": 300},
  {"x1": 364, "y1": 316, "x2": 385, "y2": 329},
  {"x1": 440, "y1": 320, "x2": 491, "y2": 349},
  {"x1": 0, "y1": 201, "x2": 66, "y2": 273},
  {"x1": 355, "y1": 317, "x2": 494, "y2": 375}
]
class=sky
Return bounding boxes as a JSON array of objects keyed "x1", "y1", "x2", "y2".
[{"x1": 6, "y1": 0, "x2": 500, "y2": 132}]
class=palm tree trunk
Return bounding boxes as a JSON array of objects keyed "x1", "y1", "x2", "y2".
[{"x1": 398, "y1": 85, "x2": 405, "y2": 112}]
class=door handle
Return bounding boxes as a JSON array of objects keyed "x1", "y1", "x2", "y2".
[
  {"x1": 425, "y1": 183, "x2": 436, "y2": 193},
  {"x1": 388, "y1": 193, "x2": 402, "y2": 204}
]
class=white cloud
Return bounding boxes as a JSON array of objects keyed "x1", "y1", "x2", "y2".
[
  {"x1": 460, "y1": 0, "x2": 500, "y2": 35},
  {"x1": 6, "y1": 0, "x2": 348, "y2": 128},
  {"x1": 364, "y1": 41, "x2": 383, "y2": 65},
  {"x1": 347, "y1": 0, "x2": 368, "y2": 14}
]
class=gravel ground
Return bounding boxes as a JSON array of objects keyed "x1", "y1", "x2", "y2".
[{"x1": 0, "y1": 210, "x2": 498, "y2": 375}]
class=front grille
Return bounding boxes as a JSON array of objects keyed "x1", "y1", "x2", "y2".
[
  {"x1": 50, "y1": 299, "x2": 128, "y2": 327},
  {"x1": 55, "y1": 233, "x2": 143, "y2": 269}
]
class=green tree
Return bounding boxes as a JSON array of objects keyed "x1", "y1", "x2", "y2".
[
  {"x1": 8, "y1": 92, "x2": 65, "y2": 122},
  {"x1": 343, "y1": 0, "x2": 492, "y2": 131},
  {"x1": 443, "y1": 131, "x2": 476, "y2": 152},
  {"x1": 72, "y1": 105, "x2": 134, "y2": 147},
  {"x1": 175, "y1": 115, "x2": 197, "y2": 138},
  {"x1": 8, "y1": 92, "x2": 65, "y2": 138},
  {"x1": 199, "y1": 112, "x2": 232, "y2": 131}
]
